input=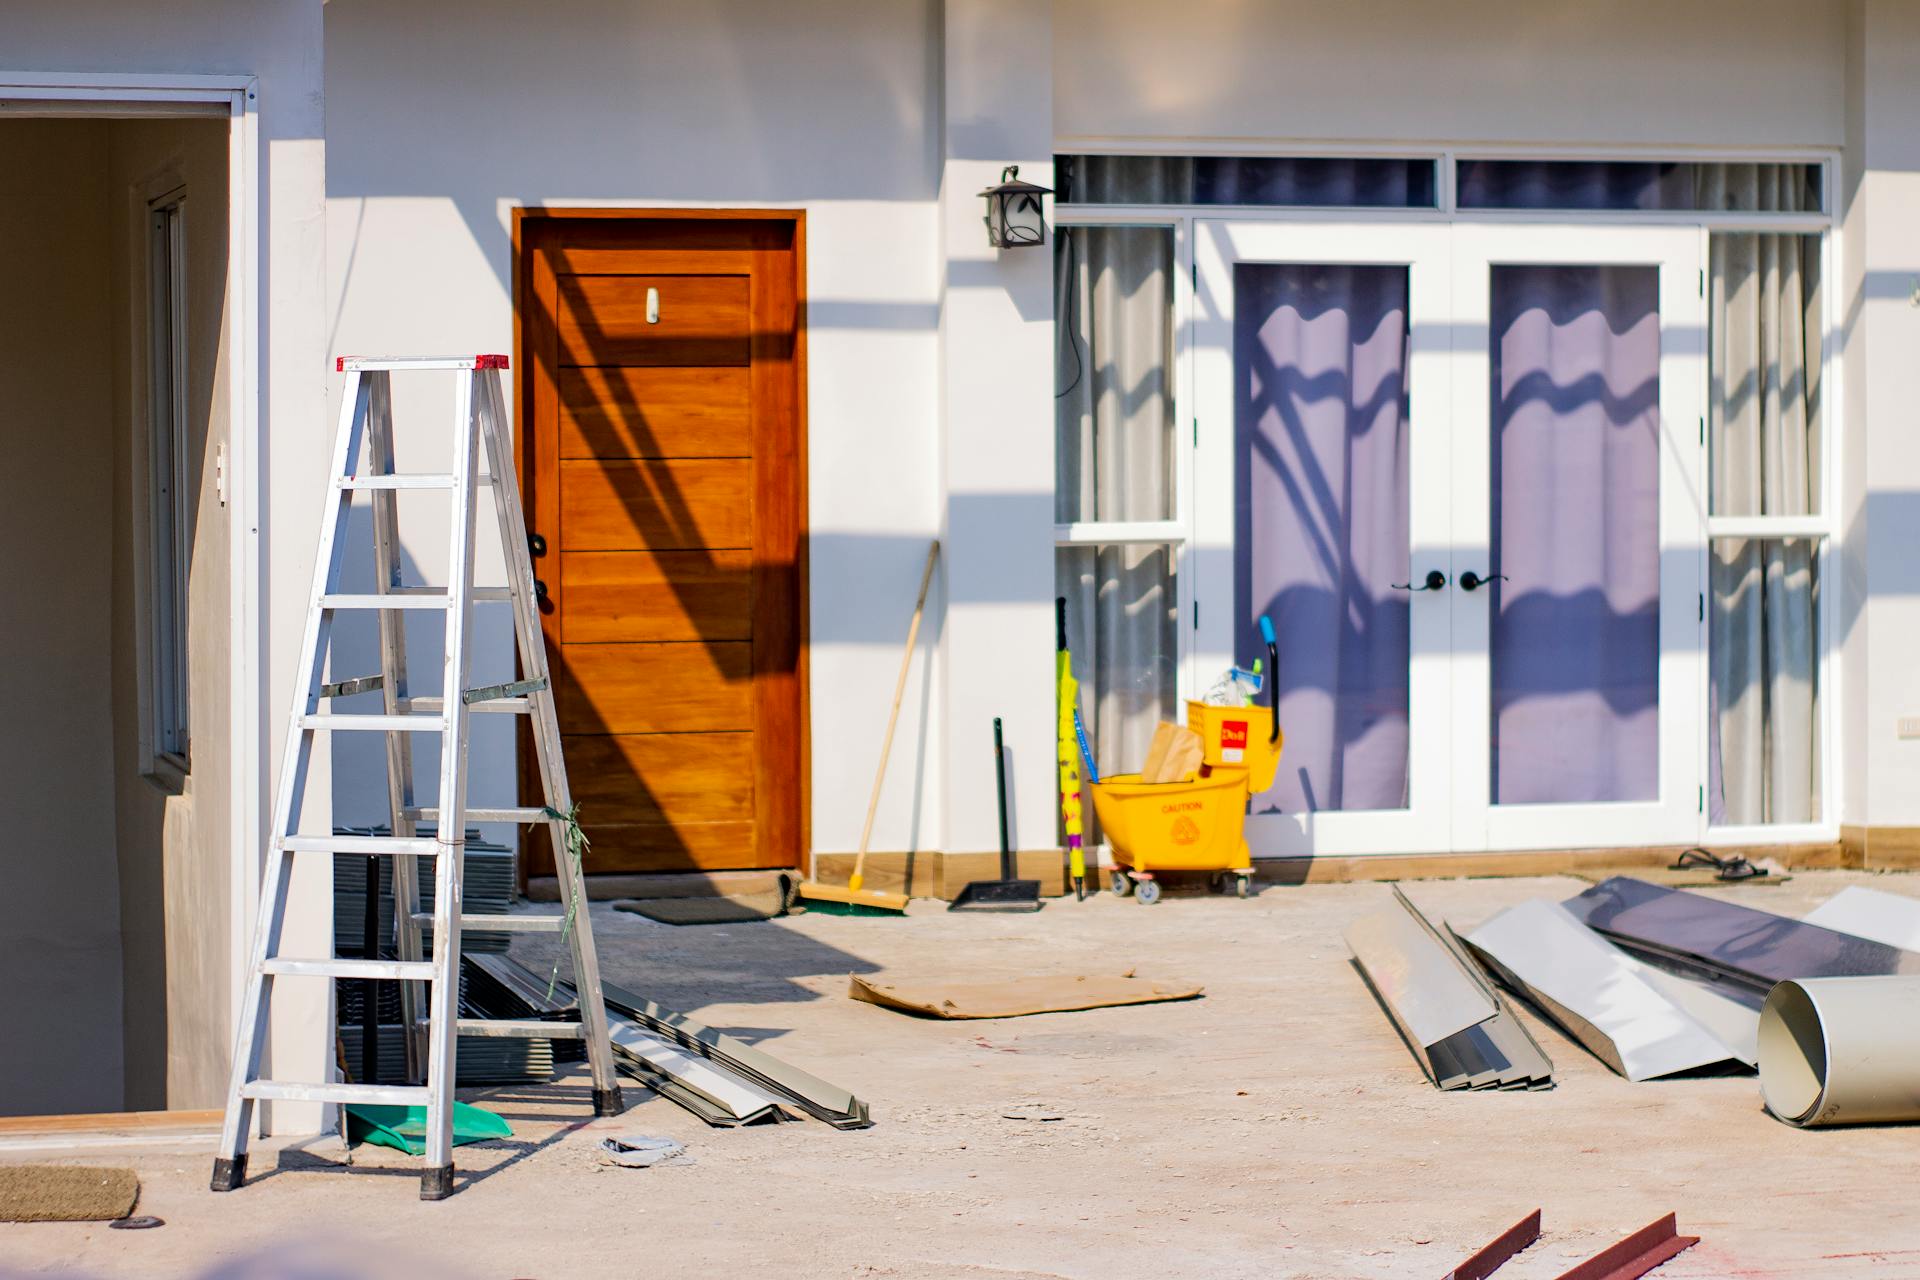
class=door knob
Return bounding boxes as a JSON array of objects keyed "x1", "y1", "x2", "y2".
[
  {"x1": 1392, "y1": 569, "x2": 1448, "y2": 592},
  {"x1": 528, "y1": 532, "x2": 548, "y2": 558},
  {"x1": 1458, "y1": 571, "x2": 1509, "y2": 592},
  {"x1": 534, "y1": 578, "x2": 550, "y2": 603}
]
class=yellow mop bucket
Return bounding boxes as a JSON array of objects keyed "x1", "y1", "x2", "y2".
[{"x1": 1089, "y1": 618, "x2": 1282, "y2": 903}]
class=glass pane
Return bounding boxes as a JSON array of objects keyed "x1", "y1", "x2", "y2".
[
  {"x1": 1458, "y1": 160, "x2": 1821, "y2": 213},
  {"x1": 1054, "y1": 226, "x2": 1175, "y2": 523},
  {"x1": 1490, "y1": 265, "x2": 1660, "y2": 805},
  {"x1": 1710, "y1": 538, "x2": 1820, "y2": 824},
  {"x1": 1057, "y1": 154, "x2": 1436, "y2": 208},
  {"x1": 1057, "y1": 544, "x2": 1179, "y2": 838},
  {"x1": 1234, "y1": 263, "x2": 1411, "y2": 814},
  {"x1": 1710, "y1": 233, "x2": 1822, "y2": 516}
]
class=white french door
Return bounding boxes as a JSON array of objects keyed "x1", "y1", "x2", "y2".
[
  {"x1": 1193, "y1": 221, "x2": 1453, "y2": 855},
  {"x1": 1194, "y1": 219, "x2": 1706, "y2": 856},
  {"x1": 1450, "y1": 225, "x2": 1705, "y2": 851}
]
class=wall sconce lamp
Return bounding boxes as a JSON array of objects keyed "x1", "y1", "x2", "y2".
[{"x1": 980, "y1": 164, "x2": 1053, "y2": 249}]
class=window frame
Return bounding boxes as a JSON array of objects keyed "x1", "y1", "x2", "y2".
[
  {"x1": 1052, "y1": 143, "x2": 1842, "y2": 845},
  {"x1": 1051, "y1": 214, "x2": 1196, "y2": 708},
  {"x1": 146, "y1": 189, "x2": 192, "y2": 778}
]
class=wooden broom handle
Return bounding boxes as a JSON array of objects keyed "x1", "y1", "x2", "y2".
[{"x1": 854, "y1": 542, "x2": 939, "y2": 873}]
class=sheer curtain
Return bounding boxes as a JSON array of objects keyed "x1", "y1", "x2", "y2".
[
  {"x1": 1489, "y1": 265, "x2": 1661, "y2": 804},
  {"x1": 1055, "y1": 227, "x2": 1178, "y2": 789},
  {"x1": 1707, "y1": 201, "x2": 1822, "y2": 824},
  {"x1": 1234, "y1": 264, "x2": 1412, "y2": 813}
]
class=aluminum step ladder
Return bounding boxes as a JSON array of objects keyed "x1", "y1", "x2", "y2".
[{"x1": 212, "y1": 355, "x2": 622, "y2": 1201}]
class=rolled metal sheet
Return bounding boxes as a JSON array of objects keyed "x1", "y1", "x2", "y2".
[
  {"x1": 1562, "y1": 876, "x2": 1920, "y2": 993},
  {"x1": 1759, "y1": 976, "x2": 1920, "y2": 1127},
  {"x1": 1466, "y1": 899, "x2": 1751, "y2": 1080},
  {"x1": 1801, "y1": 885, "x2": 1920, "y2": 952}
]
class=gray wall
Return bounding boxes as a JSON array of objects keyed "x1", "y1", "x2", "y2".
[
  {"x1": 106, "y1": 116, "x2": 233, "y2": 1112},
  {"x1": 0, "y1": 120, "x2": 125, "y2": 1115}
]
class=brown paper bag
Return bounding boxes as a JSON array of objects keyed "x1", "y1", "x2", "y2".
[{"x1": 1139, "y1": 720, "x2": 1204, "y2": 783}]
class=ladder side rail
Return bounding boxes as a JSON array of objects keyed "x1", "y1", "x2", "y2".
[
  {"x1": 476, "y1": 370, "x2": 623, "y2": 1113},
  {"x1": 365, "y1": 371, "x2": 428, "y2": 1082},
  {"x1": 419, "y1": 369, "x2": 483, "y2": 1197},
  {"x1": 214, "y1": 370, "x2": 372, "y2": 1189}
]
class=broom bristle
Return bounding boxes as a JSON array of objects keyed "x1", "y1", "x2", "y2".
[
  {"x1": 801, "y1": 897, "x2": 908, "y2": 917},
  {"x1": 795, "y1": 880, "x2": 910, "y2": 915}
]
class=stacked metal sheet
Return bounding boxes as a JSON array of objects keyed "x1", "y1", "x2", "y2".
[
  {"x1": 1562, "y1": 876, "x2": 1920, "y2": 994},
  {"x1": 332, "y1": 830, "x2": 516, "y2": 955},
  {"x1": 1464, "y1": 899, "x2": 1755, "y2": 1080},
  {"x1": 1801, "y1": 885, "x2": 1920, "y2": 951},
  {"x1": 478, "y1": 955, "x2": 873, "y2": 1129},
  {"x1": 1345, "y1": 886, "x2": 1553, "y2": 1090},
  {"x1": 335, "y1": 956, "x2": 583, "y2": 1086}
]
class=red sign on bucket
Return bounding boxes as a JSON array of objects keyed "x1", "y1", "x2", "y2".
[{"x1": 1220, "y1": 720, "x2": 1247, "y2": 763}]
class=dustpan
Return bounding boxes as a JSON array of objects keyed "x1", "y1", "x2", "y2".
[
  {"x1": 949, "y1": 718, "x2": 1042, "y2": 913},
  {"x1": 344, "y1": 1102, "x2": 512, "y2": 1155}
]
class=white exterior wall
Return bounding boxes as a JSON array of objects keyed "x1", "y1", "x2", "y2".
[
  {"x1": 1055, "y1": 0, "x2": 1845, "y2": 148},
  {"x1": 322, "y1": 0, "x2": 947, "y2": 860},
  {"x1": 316, "y1": 0, "x2": 1890, "y2": 866},
  {"x1": 940, "y1": 0, "x2": 1060, "y2": 856},
  {"x1": 1844, "y1": 0, "x2": 1920, "y2": 831}
]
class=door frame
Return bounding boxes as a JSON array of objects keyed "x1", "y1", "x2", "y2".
[
  {"x1": 510, "y1": 207, "x2": 810, "y2": 882},
  {"x1": 0, "y1": 71, "x2": 263, "y2": 1113},
  {"x1": 1193, "y1": 219, "x2": 1455, "y2": 856}
]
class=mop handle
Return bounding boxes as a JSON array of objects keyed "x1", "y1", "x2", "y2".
[{"x1": 1259, "y1": 615, "x2": 1279, "y2": 743}]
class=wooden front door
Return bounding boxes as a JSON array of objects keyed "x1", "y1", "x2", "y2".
[{"x1": 517, "y1": 211, "x2": 805, "y2": 877}]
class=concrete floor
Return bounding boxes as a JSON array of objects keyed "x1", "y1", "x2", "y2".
[{"x1": 6, "y1": 870, "x2": 1920, "y2": 1279}]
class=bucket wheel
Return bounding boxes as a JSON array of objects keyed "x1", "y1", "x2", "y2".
[
  {"x1": 1135, "y1": 877, "x2": 1162, "y2": 906},
  {"x1": 1108, "y1": 869, "x2": 1133, "y2": 897}
]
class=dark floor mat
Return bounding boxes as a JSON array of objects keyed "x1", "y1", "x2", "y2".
[{"x1": 613, "y1": 889, "x2": 787, "y2": 925}]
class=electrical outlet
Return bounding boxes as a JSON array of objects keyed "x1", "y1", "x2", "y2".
[{"x1": 1899, "y1": 717, "x2": 1920, "y2": 740}]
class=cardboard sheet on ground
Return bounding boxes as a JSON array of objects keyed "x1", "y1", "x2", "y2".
[{"x1": 849, "y1": 972, "x2": 1203, "y2": 1019}]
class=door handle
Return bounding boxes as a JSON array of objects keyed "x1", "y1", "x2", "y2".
[
  {"x1": 1392, "y1": 569, "x2": 1448, "y2": 592},
  {"x1": 1458, "y1": 571, "x2": 1509, "y2": 592}
]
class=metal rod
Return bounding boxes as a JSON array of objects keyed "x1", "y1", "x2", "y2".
[{"x1": 993, "y1": 717, "x2": 1011, "y2": 881}]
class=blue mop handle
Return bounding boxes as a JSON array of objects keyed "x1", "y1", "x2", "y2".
[{"x1": 1073, "y1": 709, "x2": 1100, "y2": 784}]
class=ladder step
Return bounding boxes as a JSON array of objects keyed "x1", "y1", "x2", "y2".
[
  {"x1": 385, "y1": 587, "x2": 510, "y2": 602},
  {"x1": 279, "y1": 834, "x2": 441, "y2": 856},
  {"x1": 406, "y1": 806, "x2": 547, "y2": 824},
  {"x1": 320, "y1": 593, "x2": 450, "y2": 610},
  {"x1": 387, "y1": 586, "x2": 513, "y2": 602},
  {"x1": 241, "y1": 1081, "x2": 430, "y2": 1106},
  {"x1": 262, "y1": 958, "x2": 436, "y2": 981},
  {"x1": 403, "y1": 697, "x2": 530, "y2": 715},
  {"x1": 444, "y1": 1019, "x2": 586, "y2": 1040},
  {"x1": 411, "y1": 912, "x2": 567, "y2": 934},
  {"x1": 300, "y1": 713, "x2": 445, "y2": 733},
  {"x1": 337, "y1": 474, "x2": 456, "y2": 490}
]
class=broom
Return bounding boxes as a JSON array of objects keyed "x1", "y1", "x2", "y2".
[{"x1": 798, "y1": 541, "x2": 938, "y2": 916}]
